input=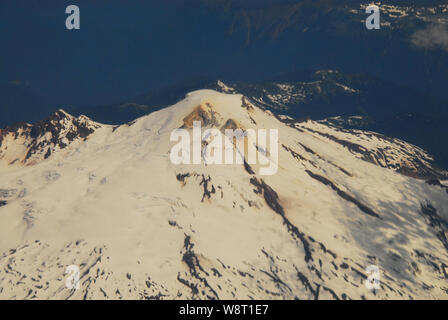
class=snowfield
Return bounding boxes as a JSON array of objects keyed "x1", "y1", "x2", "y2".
[{"x1": 0, "y1": 90, "x2": 447, "y2": 300}]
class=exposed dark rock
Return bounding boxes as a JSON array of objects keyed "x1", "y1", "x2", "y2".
[
  {"x1": 297, "y1": 143, "x2": 351, "y2": 176},
  {"x1": 250, "y1": 177, "x2": 313, "y2": 262},
  {"x1": 176, "y1": 173, "x2": 191, "y2": 185},
  {"x1": 180, "y1": 235, "x2": 219, "y2": 299},
  {"x1": 282, "y1": 144, "x2": 308, "y2": 163},
  {"x1": 199, "y1": 175, "x2": 216, "y2": 202},
  {"x1": 296, "y1": 269, "x2": 318, "y2": 299},
  {"x1": 168, "y1": 220, "x2": 178, "y2": 227},
  {"x1": 220, "y1": 118, "x2": 239, "y2": 131},
  {"x1": 0, "y1": 110, "x2": 99, "y2": 164},
  {"x1": 241, "y1": 97, "x2": 254, "y2": 111},
  {"x1": 420, "y1": 202, "x2": 448, "y2": 252},
  {"x1": 250, "y1": 178, "x2": 283, "y2": 215},
  {"x1": 181, "y1": 104, "x2": 219, "y2": 129},
  {"x1": 243, "y1": 160, "x2": 255, "y2": 175},
  {"x1": 305, "y1": 170, "x2": 380, "y2": 219},
  {"x1": 302, "y1": 126, "x2": 447, "y2": 181}
]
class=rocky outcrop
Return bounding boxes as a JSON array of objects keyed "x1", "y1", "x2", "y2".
[{"x1": 0, "y1": 110, "x2": 102, "y2": 165}]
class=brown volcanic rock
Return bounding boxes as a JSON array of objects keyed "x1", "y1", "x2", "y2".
[{"x1": 181, "y1": 103, "x2": 220, "y2": 129}]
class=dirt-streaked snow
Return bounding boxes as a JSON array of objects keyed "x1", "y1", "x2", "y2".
[{"x1": 0, "y1": 90, "x2": 447, "y2": 300}]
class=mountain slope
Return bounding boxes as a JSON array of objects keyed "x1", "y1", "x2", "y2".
[
  {"x1": 0, "y1": 90, "x2": 447, "y2": 300},
  {"x1": 216, "y1": 74, "x2": 448, "y2": 171},
  {"x1": 70, "y1": 73, "x2": 448, "y2": 170},
  {"x1": 0, "y1": 110, "x2": 102, "y2": 166}
]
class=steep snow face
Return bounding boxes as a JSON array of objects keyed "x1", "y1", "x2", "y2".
[
  {"x1": 299, "y1": 120, "x2": 447, "y2": 181},
  {"x1": 0, "y1": 90, "x2": 447, "y2": 300}
]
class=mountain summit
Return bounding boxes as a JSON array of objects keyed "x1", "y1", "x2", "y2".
[
  {"x1": 0, "y1": 110, "x2": 102, "y2": 165},
  {"x1": 0, "y1": 90, "x2": 447, "y2": 299}
]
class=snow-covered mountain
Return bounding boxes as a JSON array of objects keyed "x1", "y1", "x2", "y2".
[
  {"x1": 0, "y1": 110, "x2": 102, "y2": 166},
  {"x1": 214, "y1": 75, "x2": 448, "y2": 171},
  {"x1": 0, "y1": 90, "x2": 447, "y2": 300}
]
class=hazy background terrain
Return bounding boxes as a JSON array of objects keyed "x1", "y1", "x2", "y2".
[{"x1": 1, "y1": 0, "x2": 447, "y2": 167}]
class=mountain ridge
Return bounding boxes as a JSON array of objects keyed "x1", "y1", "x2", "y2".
[
  {"x1": 0, "y1": 90, "x2": 447, "y2": 299},
  {"x1": 0, "y1": 110, "x2": 103, "y2": 166}
]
